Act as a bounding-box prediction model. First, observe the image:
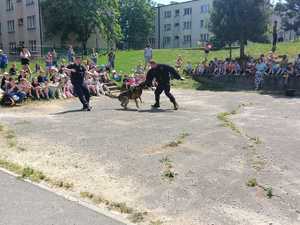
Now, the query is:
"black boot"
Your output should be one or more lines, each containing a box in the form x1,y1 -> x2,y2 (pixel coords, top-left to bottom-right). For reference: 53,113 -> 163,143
152,102 -> 160,108
173,101 -> 179,110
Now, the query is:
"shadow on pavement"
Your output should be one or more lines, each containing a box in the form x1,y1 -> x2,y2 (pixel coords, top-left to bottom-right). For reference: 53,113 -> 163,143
51,109 -> 84,115
114,108 -> 174,113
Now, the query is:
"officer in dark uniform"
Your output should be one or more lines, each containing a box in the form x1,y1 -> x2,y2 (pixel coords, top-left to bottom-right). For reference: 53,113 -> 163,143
64,56 -> 91,111
145,60 -> 184,110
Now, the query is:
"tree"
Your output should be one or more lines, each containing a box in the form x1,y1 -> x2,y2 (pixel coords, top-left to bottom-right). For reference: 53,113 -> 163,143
275,0 -> 300,34
210,0 -> 239,59
119,0 -> 155,49
41,0 -> 122,54
210,0 -> 270,58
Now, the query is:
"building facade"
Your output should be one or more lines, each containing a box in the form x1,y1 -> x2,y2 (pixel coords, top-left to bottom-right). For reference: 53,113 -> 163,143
0,0 -> 107,57
151,0 -> 213,49
0,0 -> 42,56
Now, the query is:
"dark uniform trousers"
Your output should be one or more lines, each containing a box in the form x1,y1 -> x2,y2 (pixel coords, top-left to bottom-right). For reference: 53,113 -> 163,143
155,83 -> 176,104
73,84 -> 90,108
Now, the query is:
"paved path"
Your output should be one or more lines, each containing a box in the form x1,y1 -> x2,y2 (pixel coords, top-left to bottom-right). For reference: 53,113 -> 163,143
0,171 -> 125,225
1,90 -> 300,225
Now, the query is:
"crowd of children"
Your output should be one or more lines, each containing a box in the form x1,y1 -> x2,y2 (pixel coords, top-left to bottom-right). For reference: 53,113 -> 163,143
0,48 -> 148,106
181,52 -> 300,90
1,48 -> 300,106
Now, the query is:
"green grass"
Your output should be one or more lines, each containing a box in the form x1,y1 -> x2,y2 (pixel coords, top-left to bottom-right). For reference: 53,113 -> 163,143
5,41 -> 300,91
8,41 -> 300,76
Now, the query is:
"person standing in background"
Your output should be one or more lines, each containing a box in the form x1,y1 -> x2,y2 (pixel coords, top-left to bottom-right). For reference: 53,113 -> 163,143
20,48 -> 31,66
0,49 -> 8,73
91,48 -> 98,65
144,44 -> 153,70
67,45 -> 75,63
108,48 -> 116,70
272,21 -> 278,52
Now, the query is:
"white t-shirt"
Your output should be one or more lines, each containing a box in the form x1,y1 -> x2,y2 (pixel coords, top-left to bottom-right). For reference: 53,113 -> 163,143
144,48 -> 152,58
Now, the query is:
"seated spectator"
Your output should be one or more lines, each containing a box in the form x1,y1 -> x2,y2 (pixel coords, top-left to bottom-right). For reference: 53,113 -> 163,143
9,64 -> 17,76
294,54 -> 300,76
18,70 -> 27,82
18,78 -> 33,98
1,72 -> 10,91
62,77 -> 74,98
31,78 -> 44,100
37,71 -> 50,100
135,63 -> 145,75
6,79 -> 27,103
112,70 -> 121,82
184,61 -> 193,75
175,55 -> 184,72
255,59 -> 268,90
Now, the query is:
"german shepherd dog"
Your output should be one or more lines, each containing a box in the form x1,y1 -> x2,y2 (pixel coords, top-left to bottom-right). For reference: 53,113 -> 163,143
118,83 -> 144,109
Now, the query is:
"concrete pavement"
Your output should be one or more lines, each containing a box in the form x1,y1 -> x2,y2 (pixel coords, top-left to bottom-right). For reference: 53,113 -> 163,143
0,170 -> 125,225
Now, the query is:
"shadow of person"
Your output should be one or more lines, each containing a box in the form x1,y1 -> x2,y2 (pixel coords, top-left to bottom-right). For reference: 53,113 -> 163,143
51,109 -> 84,115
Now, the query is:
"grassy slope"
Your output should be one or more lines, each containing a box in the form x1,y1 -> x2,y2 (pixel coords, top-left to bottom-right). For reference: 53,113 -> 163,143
7,41 -> 300,89
109,41 -> 300,74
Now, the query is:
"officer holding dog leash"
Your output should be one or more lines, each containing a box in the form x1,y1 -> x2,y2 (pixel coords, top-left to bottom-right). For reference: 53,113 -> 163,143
64,56 -> 92,111
145,60 -> 184,110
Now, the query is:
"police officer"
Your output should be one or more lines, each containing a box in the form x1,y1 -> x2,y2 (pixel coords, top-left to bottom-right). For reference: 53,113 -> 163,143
64,56 -> 92,111
145,60 -> 184,110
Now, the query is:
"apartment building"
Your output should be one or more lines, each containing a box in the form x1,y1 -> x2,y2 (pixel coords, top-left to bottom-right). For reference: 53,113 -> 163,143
0,0 -> 107,57
0,0 -> 42,56
151,0 -> 213,49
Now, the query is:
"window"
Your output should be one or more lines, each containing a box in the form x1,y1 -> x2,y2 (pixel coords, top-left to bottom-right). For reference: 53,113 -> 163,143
6,0 -> 14,11
174,23 -> 180,28
29,40 -> 37,52
27,15 -> 36,30
183,35 -> 191,43
164,11 -> 171,18
19,41 -> 25,48
9,42 -> 17,53
163,36 -> 171,47
164,24 -> 171,32
149,38 -> 155,47
0,43 -> 3,50
7,20 -> 15,33
183,8 -> 192,16
183,21 -> 192,30
200,20 -> 204,28
26,0 -> 34,6
200,33 -> 210,42
175,9 -> 180,17
200,5 -> 209,13
18,18 -> 24,26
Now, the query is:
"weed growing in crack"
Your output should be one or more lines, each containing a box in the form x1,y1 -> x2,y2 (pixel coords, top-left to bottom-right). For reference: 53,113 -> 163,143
164,132 -> 190,148
246,178 -> 274,199
217,112 -> 241,135
128,212 -> 147,223
250,136 -> 263,145
246,178 -> 258,187
264,187 -> 274,199
22,167 -> 46,182
160,156 -> 177,182
150,220 -> 164,225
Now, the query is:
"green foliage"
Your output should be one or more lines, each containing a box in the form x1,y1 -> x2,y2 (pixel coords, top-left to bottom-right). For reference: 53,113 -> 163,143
210,0 -> 270,58
119,0 -> 155,49
275,0 -> 300,33
41,0 -> 122,51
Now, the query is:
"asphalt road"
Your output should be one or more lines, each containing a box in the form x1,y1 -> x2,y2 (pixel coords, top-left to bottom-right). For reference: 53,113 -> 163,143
0,171 -> 125,225
1,89 -> 300,225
